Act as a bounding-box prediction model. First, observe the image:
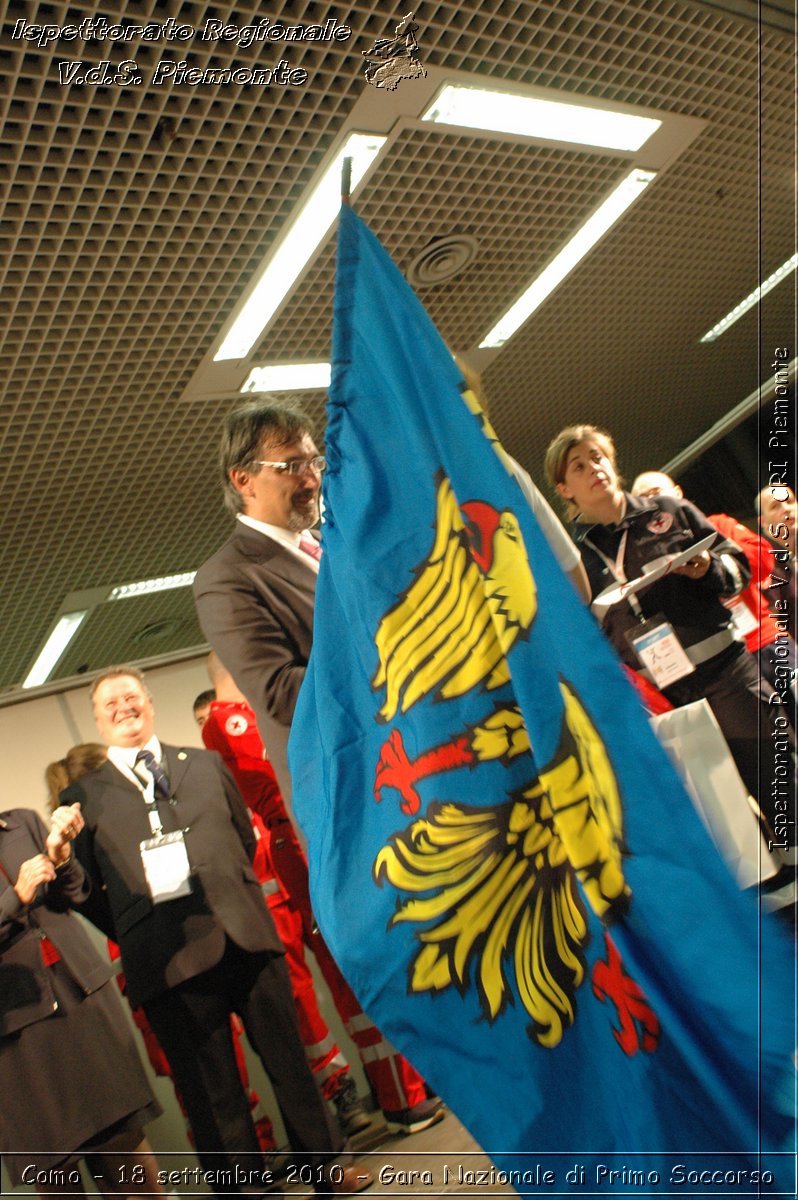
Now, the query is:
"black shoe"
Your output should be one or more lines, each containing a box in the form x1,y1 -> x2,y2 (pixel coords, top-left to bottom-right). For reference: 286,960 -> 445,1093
383,1096 -> 445,1134
332,1076 -> 373,1136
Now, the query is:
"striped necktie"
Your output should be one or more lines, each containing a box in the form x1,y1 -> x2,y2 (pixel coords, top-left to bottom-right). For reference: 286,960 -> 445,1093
135,749 -> 171,799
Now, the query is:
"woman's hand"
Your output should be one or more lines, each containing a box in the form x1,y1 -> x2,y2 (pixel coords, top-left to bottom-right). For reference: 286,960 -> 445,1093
46,803 -> 84,867
14,854 -> 56,905
673,551 -> 711,581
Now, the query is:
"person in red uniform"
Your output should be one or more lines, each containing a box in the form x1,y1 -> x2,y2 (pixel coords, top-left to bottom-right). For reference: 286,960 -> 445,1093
193,668 -> 371,1138
194,652 -> 444,1135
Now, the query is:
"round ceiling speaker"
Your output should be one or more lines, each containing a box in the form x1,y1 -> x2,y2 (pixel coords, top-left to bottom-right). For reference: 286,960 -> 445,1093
132,619 -> 181,644
406,233 -> 478,288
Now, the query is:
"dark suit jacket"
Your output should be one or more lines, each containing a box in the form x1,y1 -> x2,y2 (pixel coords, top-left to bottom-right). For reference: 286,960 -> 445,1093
194,523 -> 317,805
0,809 -> 109,1037
64,745 -> 284,1008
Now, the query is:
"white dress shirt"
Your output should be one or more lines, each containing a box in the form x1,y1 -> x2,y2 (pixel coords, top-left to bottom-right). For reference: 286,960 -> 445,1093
237,513 -> 320,573
108,735 -> 164,801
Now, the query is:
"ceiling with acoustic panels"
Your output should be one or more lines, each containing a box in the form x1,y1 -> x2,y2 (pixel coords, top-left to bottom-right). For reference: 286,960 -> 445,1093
0,0 -> 793,697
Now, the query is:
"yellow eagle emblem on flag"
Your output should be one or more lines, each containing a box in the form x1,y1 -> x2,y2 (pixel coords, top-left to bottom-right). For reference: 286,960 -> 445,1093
371,473 -> 630,1047
372,473 -> 537,721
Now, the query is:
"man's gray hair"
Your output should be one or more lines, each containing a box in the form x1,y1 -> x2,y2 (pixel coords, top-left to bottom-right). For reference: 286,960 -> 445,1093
90,664 -> 149,702
219,400 -> 314,515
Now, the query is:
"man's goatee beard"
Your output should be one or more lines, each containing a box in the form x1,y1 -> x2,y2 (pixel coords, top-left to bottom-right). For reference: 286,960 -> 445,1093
287,503 -> 319,533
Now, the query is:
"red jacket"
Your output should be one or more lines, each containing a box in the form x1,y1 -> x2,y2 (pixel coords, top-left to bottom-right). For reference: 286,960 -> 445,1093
708,513 -> 777,652
201,700 -> 285,822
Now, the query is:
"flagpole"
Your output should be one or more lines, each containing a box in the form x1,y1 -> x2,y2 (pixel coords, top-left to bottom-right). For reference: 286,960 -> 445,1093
341,156 -> 352,206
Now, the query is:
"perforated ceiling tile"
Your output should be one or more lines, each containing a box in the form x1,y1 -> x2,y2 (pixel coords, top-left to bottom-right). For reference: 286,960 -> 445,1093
262,129 -> 628,362
0,0 -> 793,693
55,589 -> 206,681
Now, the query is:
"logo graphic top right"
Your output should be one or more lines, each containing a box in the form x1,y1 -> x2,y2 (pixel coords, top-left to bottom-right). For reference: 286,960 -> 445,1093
363,12 -> 427,90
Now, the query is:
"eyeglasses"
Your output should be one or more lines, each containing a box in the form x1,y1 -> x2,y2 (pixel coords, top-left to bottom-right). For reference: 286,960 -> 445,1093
250,456 -> 327,477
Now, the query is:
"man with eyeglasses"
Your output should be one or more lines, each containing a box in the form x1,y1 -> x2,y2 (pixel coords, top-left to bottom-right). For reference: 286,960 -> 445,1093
194,402 -> 326,809
194,401 -> 445,1136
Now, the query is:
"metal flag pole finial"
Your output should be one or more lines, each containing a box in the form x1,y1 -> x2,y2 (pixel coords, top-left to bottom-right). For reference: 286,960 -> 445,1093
341,156 -> 352,206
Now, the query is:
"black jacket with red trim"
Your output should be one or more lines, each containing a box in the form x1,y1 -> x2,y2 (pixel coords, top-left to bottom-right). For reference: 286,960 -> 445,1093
572,492 -> 749,670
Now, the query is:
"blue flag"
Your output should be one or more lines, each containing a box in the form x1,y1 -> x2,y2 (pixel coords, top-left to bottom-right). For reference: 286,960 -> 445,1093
290,204 -> 795,1194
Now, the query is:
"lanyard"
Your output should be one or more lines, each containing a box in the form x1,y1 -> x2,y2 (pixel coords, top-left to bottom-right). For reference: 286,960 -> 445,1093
588,529 -> 629,583
132,762 -> 165,837
585,528 -> 645,619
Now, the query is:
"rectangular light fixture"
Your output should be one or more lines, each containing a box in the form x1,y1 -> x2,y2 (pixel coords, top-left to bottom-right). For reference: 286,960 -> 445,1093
109,572 -> 197,601
214,132 -> 387,362
241,362 -> 332,393
479,168 -> 656,349
22,611 -> 89,688
699,253 -> 798,343
422,84 -> 661,152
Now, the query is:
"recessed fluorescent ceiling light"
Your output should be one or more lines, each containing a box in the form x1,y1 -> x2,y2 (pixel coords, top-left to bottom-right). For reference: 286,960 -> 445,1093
699,253 -> 798,344
214,133 -> 386,362
422,84 -> 661,152
22,611 -> 88,688
480,168 -> 656,349
109,572 -> 197,601
241,363 -> 332,393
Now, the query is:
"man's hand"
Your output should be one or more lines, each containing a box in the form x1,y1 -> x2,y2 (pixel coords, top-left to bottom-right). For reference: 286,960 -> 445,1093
14,854 -> 56,904
46,802 -> 84,867
673,551 -> 711,580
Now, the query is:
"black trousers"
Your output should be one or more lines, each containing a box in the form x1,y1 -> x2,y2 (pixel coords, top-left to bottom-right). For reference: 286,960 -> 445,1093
664,643 -> 796,842
143,940 -> 342,1195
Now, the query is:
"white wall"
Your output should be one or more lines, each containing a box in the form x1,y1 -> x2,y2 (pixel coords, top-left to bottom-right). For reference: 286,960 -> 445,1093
0,656 -> 211,821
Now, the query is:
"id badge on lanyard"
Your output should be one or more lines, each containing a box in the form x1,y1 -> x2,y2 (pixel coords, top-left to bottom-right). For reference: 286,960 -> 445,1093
140,831 -> 193,903
626,613 -> 695,688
